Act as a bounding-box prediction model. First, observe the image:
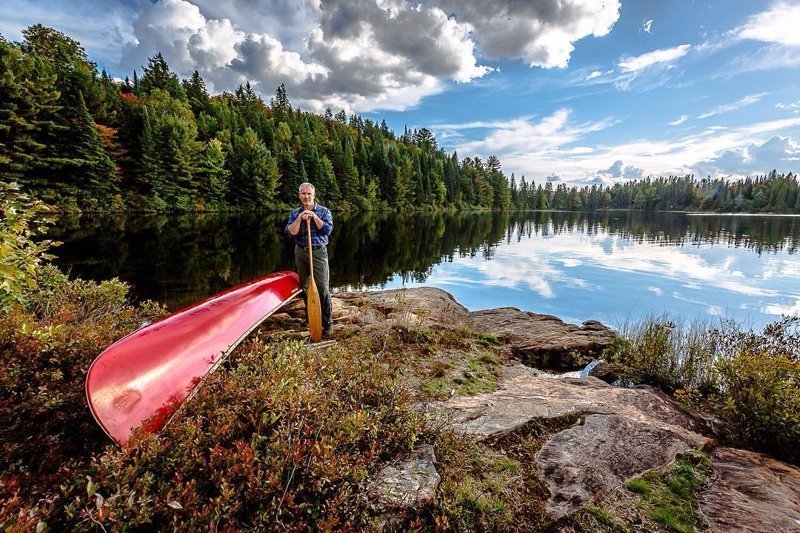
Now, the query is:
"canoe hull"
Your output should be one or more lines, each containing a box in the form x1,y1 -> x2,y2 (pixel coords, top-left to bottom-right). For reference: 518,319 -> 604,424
85,271 -> 302,445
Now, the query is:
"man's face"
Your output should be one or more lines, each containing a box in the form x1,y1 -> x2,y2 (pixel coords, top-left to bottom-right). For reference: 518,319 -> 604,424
299,187 -> 315,207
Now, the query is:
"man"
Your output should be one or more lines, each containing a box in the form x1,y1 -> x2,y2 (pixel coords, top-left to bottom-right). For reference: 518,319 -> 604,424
285,182 -> 334,335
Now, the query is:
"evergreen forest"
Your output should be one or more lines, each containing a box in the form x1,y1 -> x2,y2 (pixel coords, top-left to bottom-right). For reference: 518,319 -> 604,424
2,25 -> 800,213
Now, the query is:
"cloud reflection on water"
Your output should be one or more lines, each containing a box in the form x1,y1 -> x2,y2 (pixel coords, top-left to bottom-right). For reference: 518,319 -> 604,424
385,221 -> 800,329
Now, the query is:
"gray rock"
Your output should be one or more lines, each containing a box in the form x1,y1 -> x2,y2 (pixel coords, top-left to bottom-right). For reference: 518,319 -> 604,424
368,444 -> 441,509
536,413 -> 698,518
336,287 -> 469,329
439,365 -> 712,518
468,307 -> 616,368
442,366 -> 710,443
701,447 -> 800,533
586,361 -> 618,383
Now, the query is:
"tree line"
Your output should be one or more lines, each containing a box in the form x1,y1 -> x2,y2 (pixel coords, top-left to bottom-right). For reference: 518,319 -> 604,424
2,25 -> 799,213
513,173 -> 800,213
0,25 -> 511,212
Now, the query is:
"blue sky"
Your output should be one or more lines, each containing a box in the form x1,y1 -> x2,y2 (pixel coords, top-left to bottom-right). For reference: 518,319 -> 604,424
2,0 -> 800,186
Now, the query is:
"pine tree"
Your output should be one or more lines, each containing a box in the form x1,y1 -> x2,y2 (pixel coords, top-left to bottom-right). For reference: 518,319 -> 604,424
227,128 -> 280,208
68,92 -> 118,202
198,138 -> 229,207
0,38 -> 61,183
339,136 -> 359,201
137,108 -> 160,196
183,70 -> 210,116
271,83 -> 291,118
139,53 -> 185,100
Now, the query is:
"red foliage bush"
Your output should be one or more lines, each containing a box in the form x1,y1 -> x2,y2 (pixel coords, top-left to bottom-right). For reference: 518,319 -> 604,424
1,269 -> 427,530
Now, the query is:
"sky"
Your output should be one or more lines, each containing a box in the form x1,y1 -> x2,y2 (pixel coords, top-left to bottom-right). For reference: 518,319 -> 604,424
3,0 -> 800,187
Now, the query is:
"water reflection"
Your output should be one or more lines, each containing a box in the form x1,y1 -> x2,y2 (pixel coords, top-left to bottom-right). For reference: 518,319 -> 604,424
50,211 -> 800,328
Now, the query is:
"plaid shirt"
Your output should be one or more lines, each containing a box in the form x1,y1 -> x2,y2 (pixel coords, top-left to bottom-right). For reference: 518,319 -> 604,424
285,204 -> 333,247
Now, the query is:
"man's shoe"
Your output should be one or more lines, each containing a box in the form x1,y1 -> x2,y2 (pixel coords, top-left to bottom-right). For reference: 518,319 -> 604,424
322,326 -> 332,337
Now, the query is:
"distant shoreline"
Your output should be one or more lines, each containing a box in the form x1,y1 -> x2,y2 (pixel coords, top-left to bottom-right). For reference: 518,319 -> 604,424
686,212 -> 800,217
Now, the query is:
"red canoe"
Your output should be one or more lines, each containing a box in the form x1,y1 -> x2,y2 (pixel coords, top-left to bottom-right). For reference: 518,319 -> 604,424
86,271 -> 302,445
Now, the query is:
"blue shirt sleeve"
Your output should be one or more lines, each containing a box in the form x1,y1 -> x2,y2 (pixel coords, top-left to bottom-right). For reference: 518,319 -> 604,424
285,208 -> 300,236
317,207 -> 333,237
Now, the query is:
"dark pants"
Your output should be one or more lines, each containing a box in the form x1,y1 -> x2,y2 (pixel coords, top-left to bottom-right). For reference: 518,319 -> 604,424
295,244 -> 332,330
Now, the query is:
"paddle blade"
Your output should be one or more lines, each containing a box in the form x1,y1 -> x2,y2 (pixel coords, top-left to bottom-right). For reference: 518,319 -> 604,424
307,278 -> 323,342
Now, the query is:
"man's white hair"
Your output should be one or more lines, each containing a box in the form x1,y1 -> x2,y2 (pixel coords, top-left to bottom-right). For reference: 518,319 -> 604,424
299,182 -> 315,193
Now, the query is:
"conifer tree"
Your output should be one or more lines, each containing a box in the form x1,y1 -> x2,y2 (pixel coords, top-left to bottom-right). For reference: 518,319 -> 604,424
68,92 -> 118,202
227,128 -> 280,208
183,70 -> 210,116
0,38 -> 61,183
139,53 -> 185,100
198,138 -> 229,207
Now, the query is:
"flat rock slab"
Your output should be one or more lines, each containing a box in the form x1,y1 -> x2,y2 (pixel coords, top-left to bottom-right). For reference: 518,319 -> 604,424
439,365 -> 711,518
337,287 -> 469,329
442,366 -> 709,444
701,447 -> 800,532
468,307 -> 616,368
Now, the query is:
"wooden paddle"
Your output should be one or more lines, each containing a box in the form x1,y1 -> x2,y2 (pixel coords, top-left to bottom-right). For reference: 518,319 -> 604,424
305,217 -> 323,342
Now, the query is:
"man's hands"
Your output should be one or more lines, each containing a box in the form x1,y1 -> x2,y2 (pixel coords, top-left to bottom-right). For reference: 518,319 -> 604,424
301,210 -> 323,229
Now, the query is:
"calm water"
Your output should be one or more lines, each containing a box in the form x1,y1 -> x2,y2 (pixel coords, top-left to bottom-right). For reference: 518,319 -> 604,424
49,211 -> 800,330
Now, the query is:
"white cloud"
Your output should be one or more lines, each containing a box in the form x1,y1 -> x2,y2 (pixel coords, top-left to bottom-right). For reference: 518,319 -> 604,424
114,0 -> 494,112
777,100 -> 800,113
717,44 -> 800,78
736,1 -> 800,46
618,44 -> 690,73
457,106 -> 800,185
643,19 -> 653,34
437,0 -> 621,68
690,135 -> 800,177
586,70 -> 603,80
762,297 -> 800,317
23,0 -> 621,113
697,93 -> 767,119
669,115 -> 689,126
592,160 -> 644,181
613,44 -> 691,91
447,109 -> 615,159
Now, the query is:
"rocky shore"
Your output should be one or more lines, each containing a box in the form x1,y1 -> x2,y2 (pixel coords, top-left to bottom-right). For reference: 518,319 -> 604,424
269,287 -> 800,532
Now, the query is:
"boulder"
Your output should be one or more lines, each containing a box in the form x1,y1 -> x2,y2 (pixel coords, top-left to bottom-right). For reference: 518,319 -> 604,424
468,308 -> 616,368
536,414 -> 699,519
337,287 -> 469,329
701,447 -> 800,532
368,444 -> 440,508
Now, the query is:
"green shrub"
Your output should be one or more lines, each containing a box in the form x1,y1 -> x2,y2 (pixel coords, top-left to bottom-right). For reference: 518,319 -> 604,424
715,351 -> 800,463
0,267 -> 165,525
625,452 -> 711,533
624,479 -> 652,497
0,182 -> 59,311
607,315 -> 800,464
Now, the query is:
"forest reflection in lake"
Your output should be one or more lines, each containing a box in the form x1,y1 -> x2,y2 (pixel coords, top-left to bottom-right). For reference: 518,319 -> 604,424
49,210 -> 800,329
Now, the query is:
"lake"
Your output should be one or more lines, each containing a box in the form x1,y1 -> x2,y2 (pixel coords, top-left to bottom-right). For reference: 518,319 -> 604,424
49,210 -> 800,330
